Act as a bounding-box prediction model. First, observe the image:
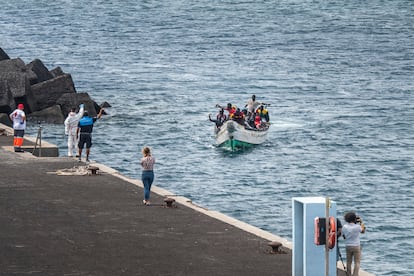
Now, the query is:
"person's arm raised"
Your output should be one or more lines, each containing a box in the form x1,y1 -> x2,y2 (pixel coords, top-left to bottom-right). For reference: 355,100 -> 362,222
97,108 -> 104,119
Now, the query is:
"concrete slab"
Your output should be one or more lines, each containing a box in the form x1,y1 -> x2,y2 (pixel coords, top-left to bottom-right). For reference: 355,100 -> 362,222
0,123 -> 59,157
0,123 -> 373,276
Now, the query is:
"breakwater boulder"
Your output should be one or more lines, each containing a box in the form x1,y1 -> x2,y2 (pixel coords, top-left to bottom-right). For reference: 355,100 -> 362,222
0,47 -> 107,126
0,48 -> 10,61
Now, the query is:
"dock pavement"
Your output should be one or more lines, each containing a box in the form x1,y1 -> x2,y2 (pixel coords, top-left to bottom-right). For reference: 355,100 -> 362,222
0,124 -> 365,276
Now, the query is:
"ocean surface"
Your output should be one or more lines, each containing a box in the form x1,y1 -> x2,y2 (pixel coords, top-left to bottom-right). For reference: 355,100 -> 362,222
2,1 -> 413,275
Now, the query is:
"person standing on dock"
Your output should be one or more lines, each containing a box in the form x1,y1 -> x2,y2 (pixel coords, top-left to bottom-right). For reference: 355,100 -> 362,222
9,103 -> 26,152
140,146 -> 155,206
342,212 -> 366,276
64,104 -> 84,157
76,108 -> 104,162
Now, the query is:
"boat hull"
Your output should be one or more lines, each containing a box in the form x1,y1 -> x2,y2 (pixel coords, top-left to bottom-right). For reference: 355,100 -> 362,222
215,120 -> 268,151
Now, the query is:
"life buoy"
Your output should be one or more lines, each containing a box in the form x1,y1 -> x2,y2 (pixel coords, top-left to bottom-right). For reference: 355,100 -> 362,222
328,216 -> 336,249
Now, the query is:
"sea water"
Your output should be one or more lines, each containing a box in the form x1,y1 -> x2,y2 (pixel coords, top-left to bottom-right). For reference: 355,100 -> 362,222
1,1 -> 413,275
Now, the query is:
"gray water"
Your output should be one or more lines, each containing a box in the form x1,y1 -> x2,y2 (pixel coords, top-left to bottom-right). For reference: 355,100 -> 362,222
2,1 -> 414,275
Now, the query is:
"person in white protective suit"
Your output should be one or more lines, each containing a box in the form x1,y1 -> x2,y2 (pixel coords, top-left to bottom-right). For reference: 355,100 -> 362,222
64,104 -> 84,157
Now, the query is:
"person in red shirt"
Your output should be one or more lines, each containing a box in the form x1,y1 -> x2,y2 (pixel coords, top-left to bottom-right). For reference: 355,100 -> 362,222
216,103 -> 236,118
254,112 -> 262,129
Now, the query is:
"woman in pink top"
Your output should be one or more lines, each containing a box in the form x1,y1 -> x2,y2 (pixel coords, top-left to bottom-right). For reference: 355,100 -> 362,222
141,146 -> 155,205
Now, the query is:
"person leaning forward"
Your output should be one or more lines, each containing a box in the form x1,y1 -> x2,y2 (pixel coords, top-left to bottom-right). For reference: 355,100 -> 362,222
76,108 -> 104,162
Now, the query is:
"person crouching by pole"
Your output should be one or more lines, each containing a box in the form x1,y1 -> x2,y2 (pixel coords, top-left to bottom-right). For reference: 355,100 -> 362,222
342,212 -> 366,276
9,103 -> 26,152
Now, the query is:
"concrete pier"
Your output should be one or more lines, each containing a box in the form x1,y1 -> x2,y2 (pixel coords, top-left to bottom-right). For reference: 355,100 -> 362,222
0,124 -> 373,275
0,124 -> 59,157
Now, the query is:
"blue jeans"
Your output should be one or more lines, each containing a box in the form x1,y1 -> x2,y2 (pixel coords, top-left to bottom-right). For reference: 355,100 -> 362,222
142,170 -> 154,201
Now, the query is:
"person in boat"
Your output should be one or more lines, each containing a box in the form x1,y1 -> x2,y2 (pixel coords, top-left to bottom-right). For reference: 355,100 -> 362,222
242,108 -> 255,128
216,103 -> 236,118
209,108 -> 227,129
245,94 -> 261,120
257,105 -> 270,122
254,111 -> 263,129
232,108 -> 245,125
243,108 -> 254,128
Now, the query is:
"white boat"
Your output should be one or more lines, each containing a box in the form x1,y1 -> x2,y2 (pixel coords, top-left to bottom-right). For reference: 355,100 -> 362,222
215,120 -> 269,151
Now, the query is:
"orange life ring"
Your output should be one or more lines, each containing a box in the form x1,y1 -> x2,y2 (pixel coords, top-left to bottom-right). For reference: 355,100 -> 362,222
328,216 -> 336,249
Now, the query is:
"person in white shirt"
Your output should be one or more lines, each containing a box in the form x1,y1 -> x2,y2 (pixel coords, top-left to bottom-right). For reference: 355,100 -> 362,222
246,94 -> 260,113
9,103 -> 26,152
245,94 -> 261,120
342,212 -> 366,276
64,104 -> 84,157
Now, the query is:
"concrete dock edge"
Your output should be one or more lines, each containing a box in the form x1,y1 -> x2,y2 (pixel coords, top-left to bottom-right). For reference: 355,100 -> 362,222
0,123 -> 374,275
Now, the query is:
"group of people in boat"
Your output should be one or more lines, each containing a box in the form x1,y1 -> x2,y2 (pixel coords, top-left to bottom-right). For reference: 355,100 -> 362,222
209,95 -> 270,131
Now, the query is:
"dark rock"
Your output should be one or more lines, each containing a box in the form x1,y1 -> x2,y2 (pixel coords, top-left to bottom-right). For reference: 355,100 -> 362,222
0,113 -> 12,127
0,53 -> 107,125
0,80 -> 15,114
0,58 -> 38,113
27,59 -> 54,84
1,71 -> 30,99
0,48 -> 10,61
57,92 -> 99,117
49,66 -> 64,78
28,105 -> 65,124
0,58 -> 37,81
31,73 -> 76,111
92,101 -> 103,115
101,101 -> 112,108
0,58 -> 25,71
